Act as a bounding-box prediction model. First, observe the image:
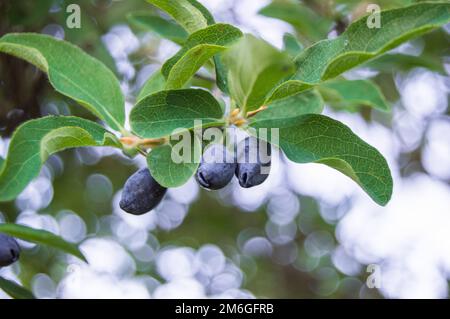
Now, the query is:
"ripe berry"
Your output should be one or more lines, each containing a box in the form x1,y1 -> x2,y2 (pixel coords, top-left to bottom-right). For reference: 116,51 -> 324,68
196,144 -> 236,190
120,168 -> 167,215
236,137 -> 271,188
0,233 -> 20,267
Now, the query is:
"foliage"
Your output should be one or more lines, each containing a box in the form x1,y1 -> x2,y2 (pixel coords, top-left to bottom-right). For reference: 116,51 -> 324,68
0,0 -> 449,298
0,223 -> 86,262
0,276 -> 35,299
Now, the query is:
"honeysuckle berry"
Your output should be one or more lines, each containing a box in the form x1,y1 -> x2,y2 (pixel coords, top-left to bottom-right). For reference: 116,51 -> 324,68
236,137 -> 271,188
196,144 -> 236,190
119,168 -> 167,215
0,233 -> 20,267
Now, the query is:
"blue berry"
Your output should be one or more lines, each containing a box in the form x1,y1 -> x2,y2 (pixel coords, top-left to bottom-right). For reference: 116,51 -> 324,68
196,144 -> 236,190
120,168 -> 167,215
236,137 -> 271,188
0,233 -> 20,267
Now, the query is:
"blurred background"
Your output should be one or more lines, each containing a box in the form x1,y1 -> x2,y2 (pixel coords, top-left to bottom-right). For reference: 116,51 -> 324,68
0,0 -> 449,299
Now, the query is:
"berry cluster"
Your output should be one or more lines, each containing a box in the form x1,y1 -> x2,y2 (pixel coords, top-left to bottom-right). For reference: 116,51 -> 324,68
120,137 -> 271,215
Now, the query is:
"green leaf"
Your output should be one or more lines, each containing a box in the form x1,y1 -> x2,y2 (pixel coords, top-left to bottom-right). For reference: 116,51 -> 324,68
0,116 -> 119,202
162,24 -> 243,89
137,70 -> 166,102
146,0 -> 232,93
250,90 -> 323,125
334,0 -> 412,10
182,0 -> 231,92
270,3 -> 450,100
214,55 -> 229,93
259,1 -> 333,42
130,89 -> 224,138
186,0 -> 215,25
0,277 -> 35,299
364,53 -> 446,74
0,223 -> 87,262
223,34 -> 295,112
319,79 -> 390,112
283,33 -> 303,57
0,157 -> 4,171
127,12 -> 189,44
147,132 -> 201,187
0,33 -> 125,131
146,0 -> 210,33
251,114 -> 393,206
